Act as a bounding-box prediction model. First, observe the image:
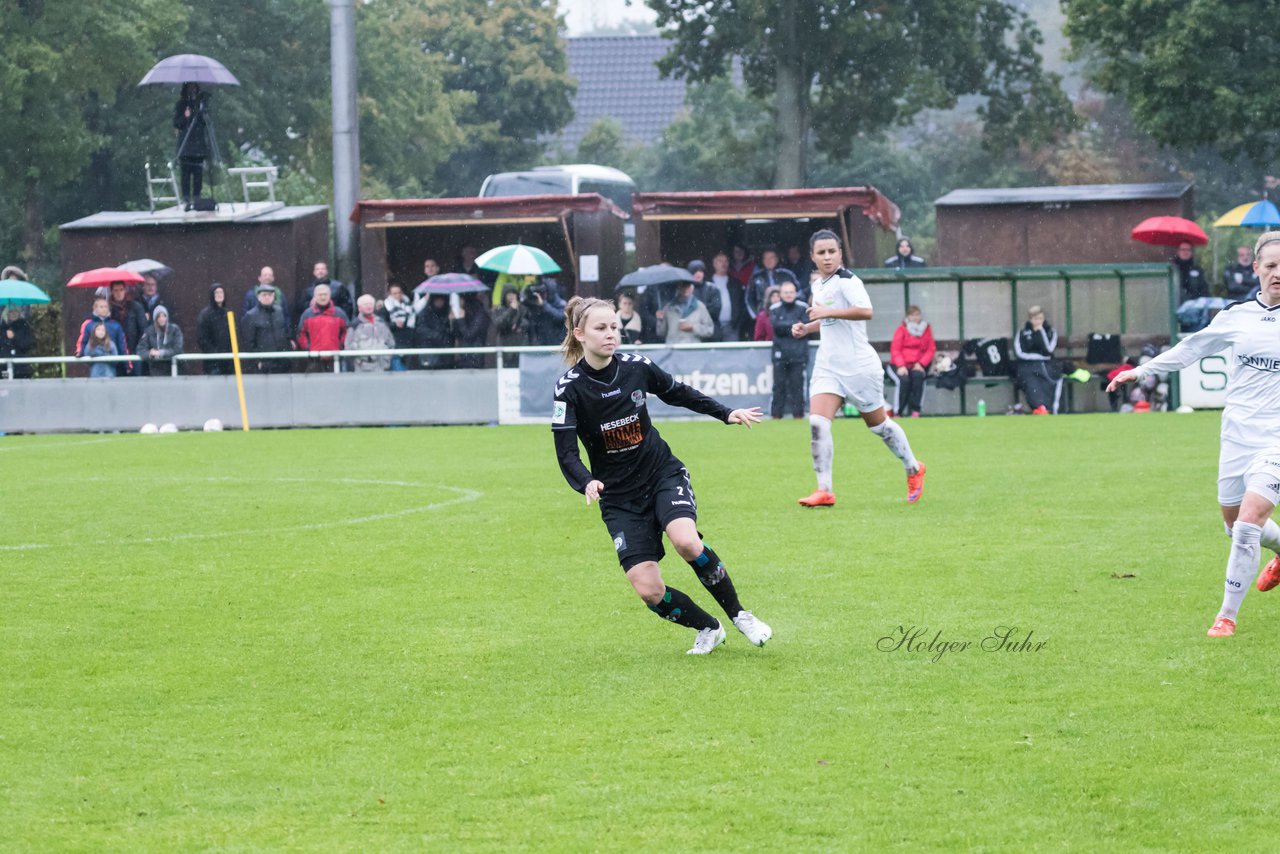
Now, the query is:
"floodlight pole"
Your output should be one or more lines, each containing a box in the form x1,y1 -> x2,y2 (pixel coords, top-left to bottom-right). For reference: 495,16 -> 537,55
329,0 -> 361,288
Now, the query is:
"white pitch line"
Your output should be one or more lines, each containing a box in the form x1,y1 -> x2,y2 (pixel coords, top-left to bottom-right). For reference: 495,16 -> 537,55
0,483 -> 482,551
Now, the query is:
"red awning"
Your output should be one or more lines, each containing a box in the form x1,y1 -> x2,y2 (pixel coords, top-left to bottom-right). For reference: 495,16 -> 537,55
350,193 -> 628,225
632,187 -> 900,231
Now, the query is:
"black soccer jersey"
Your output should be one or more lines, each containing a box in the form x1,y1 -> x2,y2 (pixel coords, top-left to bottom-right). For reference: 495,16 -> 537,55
552,353 -> 732,500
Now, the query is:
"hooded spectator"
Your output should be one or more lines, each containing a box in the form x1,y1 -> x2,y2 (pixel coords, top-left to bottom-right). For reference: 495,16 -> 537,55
688,259 -> 725,341
0,305 -> 34,378
136,305 -> 185,376
345,294 -> 395,372
197,283 -> 234,375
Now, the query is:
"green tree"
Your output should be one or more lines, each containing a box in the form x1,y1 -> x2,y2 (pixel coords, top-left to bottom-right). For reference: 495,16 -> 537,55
644,0 -> 1075,189
0,0 -> 186,262
421,0 -> 576,196
1064,0 -> 1280,161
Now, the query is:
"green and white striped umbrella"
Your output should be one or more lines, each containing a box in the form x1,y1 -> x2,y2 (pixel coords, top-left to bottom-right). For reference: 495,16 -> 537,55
475,244 -> 561,275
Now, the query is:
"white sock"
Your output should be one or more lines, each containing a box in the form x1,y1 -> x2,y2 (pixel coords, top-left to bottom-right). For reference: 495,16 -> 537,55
809,414 -> 833,492
870,419 -> 919,473
1219,520 -> 1262,621
1262,518 -> 1280,553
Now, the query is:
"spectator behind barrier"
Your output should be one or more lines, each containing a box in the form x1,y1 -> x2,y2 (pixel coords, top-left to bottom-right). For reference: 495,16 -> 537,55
745,248 -> 798,322
1224,245 -> 1260,301
707,251 -> 742,341
296,283 -> 349,373
656,280 -> 714,344
302,260 -> 353,323
242,266 -> 288,318
108,281 -> 146,371
493,284 -> 530,366
785,244 -> 815,299
84,321 -> 119,378
76,295 -> 129,376
381,283 -> 416,371
614,291 -> 652,345
135,304 -> 184,376
452,293 -> 491,369
770,281 -> 809,419
345,294 -> 395,372
522,281 -> 564,346
884,238 -> 926,270
889,305 -> 936,418
197,283 -> 233,375
241,283 -> 293,373
1,305 -> 34,378
753,286 -> 781,341
138,274 -> 168,324
688,259 -> 725,342
415,293 -> 454,369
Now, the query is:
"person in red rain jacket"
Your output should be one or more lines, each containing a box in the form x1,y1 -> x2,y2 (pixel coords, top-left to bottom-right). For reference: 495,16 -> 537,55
296,283 -> 349,372
889,304 -> 936,418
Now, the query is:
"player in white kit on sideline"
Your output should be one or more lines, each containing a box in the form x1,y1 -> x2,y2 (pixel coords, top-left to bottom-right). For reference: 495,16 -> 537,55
791,229 -> 926,507
1110,231 -> 1280,637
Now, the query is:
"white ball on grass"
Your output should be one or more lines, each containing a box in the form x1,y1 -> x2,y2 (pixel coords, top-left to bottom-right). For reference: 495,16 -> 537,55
203,418 -> 224,432
140,423 -> 158,434
158,423 -> 178,433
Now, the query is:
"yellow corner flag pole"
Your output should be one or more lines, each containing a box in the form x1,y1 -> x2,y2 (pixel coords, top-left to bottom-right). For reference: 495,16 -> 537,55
226,311 -> 250,432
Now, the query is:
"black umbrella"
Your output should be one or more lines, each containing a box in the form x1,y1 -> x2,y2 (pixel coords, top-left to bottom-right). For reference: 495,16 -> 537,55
616,264 -> 696,291
138,54 -> 241,87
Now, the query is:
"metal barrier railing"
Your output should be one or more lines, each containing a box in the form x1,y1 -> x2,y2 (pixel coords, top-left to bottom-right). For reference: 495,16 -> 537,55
1,340 -> 782,380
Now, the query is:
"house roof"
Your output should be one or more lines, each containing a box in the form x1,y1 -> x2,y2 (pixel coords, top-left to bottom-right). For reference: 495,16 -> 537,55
559,36 -> 690,150
935,182 -> 1193,207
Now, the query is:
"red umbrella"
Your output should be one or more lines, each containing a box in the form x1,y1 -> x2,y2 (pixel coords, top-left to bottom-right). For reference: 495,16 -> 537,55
66,267 -> 146,288
1130,216 -> 1208,247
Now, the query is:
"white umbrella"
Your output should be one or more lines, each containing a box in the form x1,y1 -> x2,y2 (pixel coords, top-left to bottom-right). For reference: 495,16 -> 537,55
119,258 -> 173,278
476,244 -> 561,276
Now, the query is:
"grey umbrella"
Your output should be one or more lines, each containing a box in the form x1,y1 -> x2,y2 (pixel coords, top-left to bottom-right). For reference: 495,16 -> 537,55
138,54 -> 240,87
615,264 -> 696,291
119,258 -> 173,278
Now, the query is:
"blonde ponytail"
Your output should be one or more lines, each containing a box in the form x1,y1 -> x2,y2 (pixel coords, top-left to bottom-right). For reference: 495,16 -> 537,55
560,296 -> 616,364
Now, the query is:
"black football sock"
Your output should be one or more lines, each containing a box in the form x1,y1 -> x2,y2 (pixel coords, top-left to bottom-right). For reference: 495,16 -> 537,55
688,545 -> 744,618
647,586 -> 719,631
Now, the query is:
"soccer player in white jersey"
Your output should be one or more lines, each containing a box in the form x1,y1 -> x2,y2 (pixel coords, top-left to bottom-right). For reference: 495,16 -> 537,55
1109,231 -> 1280,637
792,229 -> 926,506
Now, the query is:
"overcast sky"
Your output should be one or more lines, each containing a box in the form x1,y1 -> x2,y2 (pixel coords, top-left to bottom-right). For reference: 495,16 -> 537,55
558,0 -> 656,35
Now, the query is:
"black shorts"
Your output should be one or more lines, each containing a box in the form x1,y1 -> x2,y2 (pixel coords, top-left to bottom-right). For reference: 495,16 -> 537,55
599,464 -> 698,571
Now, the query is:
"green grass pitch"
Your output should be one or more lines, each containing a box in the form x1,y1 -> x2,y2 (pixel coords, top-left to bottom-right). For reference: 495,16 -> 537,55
4,411 -> 1280,851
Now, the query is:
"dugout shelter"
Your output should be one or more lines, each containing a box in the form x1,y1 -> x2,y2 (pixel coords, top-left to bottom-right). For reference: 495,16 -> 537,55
352,194 -> 628,299
631,187 -> 901,270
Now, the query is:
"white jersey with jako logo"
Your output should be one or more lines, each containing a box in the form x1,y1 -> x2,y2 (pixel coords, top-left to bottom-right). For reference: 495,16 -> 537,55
811,271 -> 882,375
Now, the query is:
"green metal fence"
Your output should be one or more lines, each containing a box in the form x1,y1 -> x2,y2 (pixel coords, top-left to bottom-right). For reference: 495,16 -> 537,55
849,263 -> 1178,343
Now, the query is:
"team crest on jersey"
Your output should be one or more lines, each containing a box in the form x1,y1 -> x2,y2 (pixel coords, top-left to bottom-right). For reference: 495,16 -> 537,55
552,400 -> 567,425
612,532 -> 626,552
631,389 -> 645,406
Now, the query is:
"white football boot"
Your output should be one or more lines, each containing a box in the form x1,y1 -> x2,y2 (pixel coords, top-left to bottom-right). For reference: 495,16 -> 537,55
732,610 -> 772,647
686,622 -> 726,655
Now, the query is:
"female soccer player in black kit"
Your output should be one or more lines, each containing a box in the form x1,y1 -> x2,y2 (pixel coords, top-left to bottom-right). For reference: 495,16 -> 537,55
553,296 -> 773,654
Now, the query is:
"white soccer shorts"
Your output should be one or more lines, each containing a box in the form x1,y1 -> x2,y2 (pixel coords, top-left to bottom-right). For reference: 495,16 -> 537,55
808,364 -> 886,413
1220,438 -> 1266,506
1243,448 -> 1280,507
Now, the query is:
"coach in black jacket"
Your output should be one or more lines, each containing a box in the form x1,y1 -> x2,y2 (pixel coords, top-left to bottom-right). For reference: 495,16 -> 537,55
1013,305 -> 1061,414
768,282 -> 811,418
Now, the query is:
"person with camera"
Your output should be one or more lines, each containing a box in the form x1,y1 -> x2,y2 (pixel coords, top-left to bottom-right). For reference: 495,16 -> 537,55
522,280 -> 565,346
174,82 -> 212,210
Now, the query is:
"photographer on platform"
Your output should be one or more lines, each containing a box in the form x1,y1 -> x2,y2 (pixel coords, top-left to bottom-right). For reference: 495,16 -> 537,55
174,82 -> 213,210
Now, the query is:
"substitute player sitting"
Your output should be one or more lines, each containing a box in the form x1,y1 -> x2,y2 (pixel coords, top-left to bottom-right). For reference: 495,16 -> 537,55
794,229 -> 926,507
552,296 -> 772,655
1109,230 -> 1280,637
